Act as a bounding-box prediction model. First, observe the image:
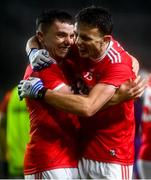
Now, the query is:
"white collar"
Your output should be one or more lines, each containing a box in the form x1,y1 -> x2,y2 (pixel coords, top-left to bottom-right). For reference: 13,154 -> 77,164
92,40 -> 113,62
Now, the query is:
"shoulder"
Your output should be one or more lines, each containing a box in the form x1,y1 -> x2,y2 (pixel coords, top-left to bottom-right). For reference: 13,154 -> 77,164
106,39 -> 132,65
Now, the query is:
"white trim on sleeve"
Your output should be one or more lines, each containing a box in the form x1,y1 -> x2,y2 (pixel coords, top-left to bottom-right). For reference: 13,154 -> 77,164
52,83 -> 66,92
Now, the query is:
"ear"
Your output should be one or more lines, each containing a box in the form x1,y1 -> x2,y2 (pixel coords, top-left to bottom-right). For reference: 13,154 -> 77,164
36,31 -> 44,44
103,35 -> 112,43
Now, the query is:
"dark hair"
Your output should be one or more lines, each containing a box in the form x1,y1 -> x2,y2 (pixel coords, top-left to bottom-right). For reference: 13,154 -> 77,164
36,9 -> 75,33
75,6 -> 113,35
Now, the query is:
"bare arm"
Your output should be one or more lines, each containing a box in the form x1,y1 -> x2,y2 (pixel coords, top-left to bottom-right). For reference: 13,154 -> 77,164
106,76 -> 146,106
130,55 -> 139,76
26,36 -> 40,55
25,36 -> 53,70
19,74 -> 146,116
44,83 -> 116,116
44,77 -> 146,114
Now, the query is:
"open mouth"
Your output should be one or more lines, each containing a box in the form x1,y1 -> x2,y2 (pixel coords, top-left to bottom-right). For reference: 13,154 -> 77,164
78,48 -> 87,54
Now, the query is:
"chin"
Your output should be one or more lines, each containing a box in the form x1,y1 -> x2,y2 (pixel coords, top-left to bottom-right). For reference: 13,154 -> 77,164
79,52 -> 89,58
58,52 -> 68,58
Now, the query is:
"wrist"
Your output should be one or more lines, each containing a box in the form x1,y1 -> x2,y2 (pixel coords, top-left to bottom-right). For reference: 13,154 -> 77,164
37,87 -> 48,99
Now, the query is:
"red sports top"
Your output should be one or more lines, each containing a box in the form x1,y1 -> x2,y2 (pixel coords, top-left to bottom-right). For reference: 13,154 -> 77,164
23,64 -> 80,175
138,76 -> 151,160
78,38 -> 136,165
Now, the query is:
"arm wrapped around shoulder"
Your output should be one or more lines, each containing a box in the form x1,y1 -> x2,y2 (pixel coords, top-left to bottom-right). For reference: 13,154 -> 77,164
28,49 -> 56,71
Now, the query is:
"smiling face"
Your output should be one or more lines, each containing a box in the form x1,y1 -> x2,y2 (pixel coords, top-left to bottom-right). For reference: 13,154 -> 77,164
75,22 -> 108,60
74,6 -> 113,60
37,20 -> 75,59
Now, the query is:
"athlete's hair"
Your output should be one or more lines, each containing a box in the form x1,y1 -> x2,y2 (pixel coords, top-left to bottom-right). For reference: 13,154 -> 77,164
36,9 -> 75,33
75,6 -> 113,35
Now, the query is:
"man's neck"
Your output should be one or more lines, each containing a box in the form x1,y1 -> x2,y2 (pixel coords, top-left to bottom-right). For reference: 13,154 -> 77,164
101,41 -> 110,57
91,40 -> 111,62
54,56 -> 66,65
48,52 -> 65,65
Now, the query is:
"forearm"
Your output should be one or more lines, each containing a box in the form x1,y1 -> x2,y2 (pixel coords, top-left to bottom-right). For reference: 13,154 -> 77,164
44,90 -> 90,116
130,55 -> 139,76
26,36 -> 40,55
44,84 -> 115,116
101,93 -> 121,110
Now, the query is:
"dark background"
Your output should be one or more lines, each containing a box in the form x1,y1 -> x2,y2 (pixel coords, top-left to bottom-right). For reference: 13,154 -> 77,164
0,0 -> 151,99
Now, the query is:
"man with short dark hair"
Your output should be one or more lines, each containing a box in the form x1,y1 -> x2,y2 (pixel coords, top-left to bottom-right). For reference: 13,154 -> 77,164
21,9 -> 80,179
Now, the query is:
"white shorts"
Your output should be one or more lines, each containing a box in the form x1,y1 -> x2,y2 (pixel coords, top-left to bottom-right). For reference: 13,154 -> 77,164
24,168 -> 80,179
78,157 -> 133,179
137,159 -> 151,179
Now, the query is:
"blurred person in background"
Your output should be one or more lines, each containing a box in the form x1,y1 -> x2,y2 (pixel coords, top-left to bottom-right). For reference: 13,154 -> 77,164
137,73 -> 151,179
6,85 -> 30,178
132,68 -> 149,178
132,97 -> 143,179
0,90 -> 11,178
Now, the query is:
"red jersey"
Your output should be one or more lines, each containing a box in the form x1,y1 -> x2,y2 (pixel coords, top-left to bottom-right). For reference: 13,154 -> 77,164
138,76 -> 151,160
23,64 -> 80,175
78,38 -> 136,165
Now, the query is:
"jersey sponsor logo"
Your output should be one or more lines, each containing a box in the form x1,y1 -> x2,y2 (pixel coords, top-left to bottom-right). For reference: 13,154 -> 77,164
107,47 -> 121,64
109,149 -> 116,156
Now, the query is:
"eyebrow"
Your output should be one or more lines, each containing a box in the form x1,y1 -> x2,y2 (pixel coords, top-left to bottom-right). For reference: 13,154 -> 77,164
56,31 -> 74,36
79,34 -> 92,40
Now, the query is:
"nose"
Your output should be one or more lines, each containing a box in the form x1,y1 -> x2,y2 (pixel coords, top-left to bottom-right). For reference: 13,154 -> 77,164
64,36 -> 73,45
